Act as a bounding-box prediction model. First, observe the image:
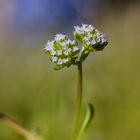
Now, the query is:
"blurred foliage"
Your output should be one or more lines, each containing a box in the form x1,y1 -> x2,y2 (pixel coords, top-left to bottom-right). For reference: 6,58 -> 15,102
0,2 -> 140,140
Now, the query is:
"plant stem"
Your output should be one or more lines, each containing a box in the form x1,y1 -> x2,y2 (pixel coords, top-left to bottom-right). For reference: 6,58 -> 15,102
0,113 -> 41,140
72,62 -> 83,140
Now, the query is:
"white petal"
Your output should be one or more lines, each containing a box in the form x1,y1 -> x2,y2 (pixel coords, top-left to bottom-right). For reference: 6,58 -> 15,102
91,40 -> 96,45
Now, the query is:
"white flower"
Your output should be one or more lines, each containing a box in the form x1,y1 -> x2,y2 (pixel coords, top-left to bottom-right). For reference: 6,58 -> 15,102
44,23 -> 108,70
73,46 -> 79,51
67,48 -> 72,52
91,40 -> 96,45
64,51 -> 68,55
88,24 -> 94,31
45,40 -> 54,51
83,24 -> 94,32
74,24 -> 108,48
86,41 -> 90,45
70,40 -> 76,45
52,57 -> 57,62
66,39 -> 76,46
50,49 -> 56,55
67,39 -> 71,45
58,59 -> 63,64
96,38 -> 100,43
64,48 -> 71,55
74,24 -> 94,35
63,46 -> 69,51
57,50 -> 62,55
84,36 -> 89,41
101,34 -> 107,44
87,33 -> 92,39
74,26 -> 84,34
55,34 -> 66,41
95,30 -> 108,45
60,42 -> 66,46
62,58 -> 69,63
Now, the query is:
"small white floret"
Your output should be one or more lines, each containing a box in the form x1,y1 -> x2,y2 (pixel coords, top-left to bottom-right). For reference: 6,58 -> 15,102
64,48 -> 71,55
70,40 -> 76,45
84,36 -> 89,41
87,33 -> 92,39
58,59 -> 63,65
66,39 -> 71,45
45,40 -> 54,51
57,50 -> 62,55
74,26 -> 84,34
73,46 -> 79,51
91,39 -> 96,45
63,46 -> 69,51
55,34 -> 65,41
86,41 -> 91,45
52,57 -> 57,62
88,24 -> 94,31
62,58 -> 69,63
60,42 -> 66,46
101,34 -> 107,44
51,50 -> 56,55
67,48 -> 72,52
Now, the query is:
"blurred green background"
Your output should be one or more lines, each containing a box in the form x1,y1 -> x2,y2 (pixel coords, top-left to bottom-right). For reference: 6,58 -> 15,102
0,0 -> 140,140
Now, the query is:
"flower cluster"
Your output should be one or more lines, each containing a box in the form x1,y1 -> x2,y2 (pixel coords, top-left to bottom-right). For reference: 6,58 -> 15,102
73,24 -> 108,51
44,34 -> 80,70
44,24 -> 108,70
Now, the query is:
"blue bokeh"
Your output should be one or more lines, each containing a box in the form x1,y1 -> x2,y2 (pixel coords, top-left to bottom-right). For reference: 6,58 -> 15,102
9,0 -> 100,41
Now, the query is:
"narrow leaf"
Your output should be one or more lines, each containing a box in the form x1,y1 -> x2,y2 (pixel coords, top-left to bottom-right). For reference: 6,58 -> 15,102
77,103 -> 95,140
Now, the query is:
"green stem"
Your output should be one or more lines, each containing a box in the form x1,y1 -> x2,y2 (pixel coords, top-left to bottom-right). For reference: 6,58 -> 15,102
72,62 -> 83,140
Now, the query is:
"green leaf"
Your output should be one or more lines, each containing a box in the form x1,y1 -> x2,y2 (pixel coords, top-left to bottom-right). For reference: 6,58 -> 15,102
77,103 -> 95,140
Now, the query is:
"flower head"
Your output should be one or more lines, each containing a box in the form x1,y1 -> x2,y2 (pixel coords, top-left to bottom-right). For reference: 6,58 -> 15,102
44,24 -> 108,70
73,24 -> 108,51
44,34 -> 80,70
